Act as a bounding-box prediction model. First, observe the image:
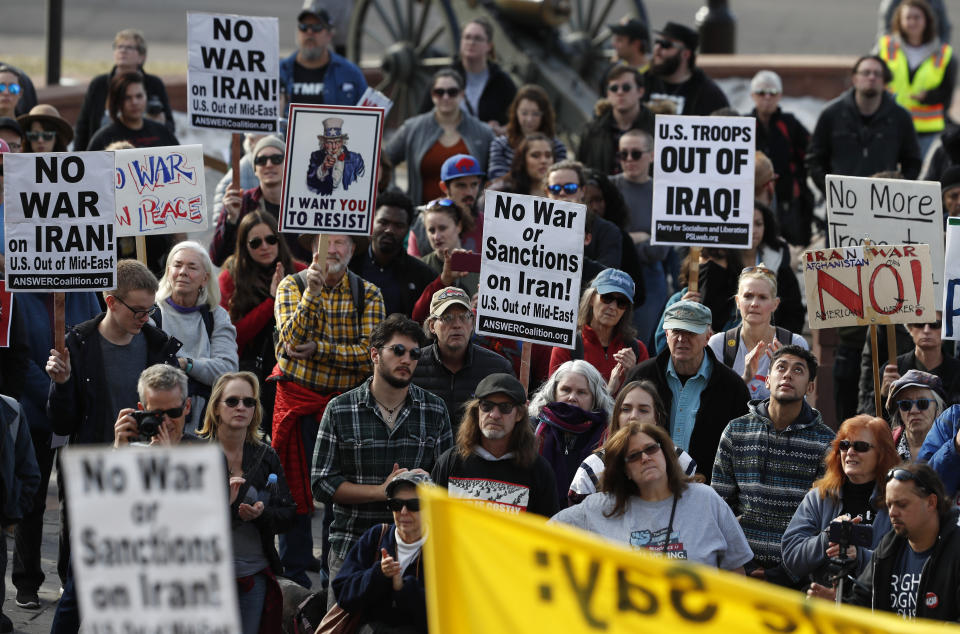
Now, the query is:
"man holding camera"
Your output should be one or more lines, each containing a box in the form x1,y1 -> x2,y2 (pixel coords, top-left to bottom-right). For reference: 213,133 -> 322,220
113,364 -> 199,447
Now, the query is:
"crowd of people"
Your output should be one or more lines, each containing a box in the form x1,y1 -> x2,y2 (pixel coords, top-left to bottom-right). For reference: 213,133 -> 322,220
2,0 -> 960,632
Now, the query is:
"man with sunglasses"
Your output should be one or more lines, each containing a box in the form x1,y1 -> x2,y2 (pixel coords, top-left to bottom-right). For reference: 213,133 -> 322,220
431,373 -> 559,516
578,66 -> 654,177
279,1 -> 366,107
314,314 -> 452,610
546,160 -> 622,271
412,287 -> 513,429
644,22 -> 729,116
712,345 -> 834,588
113,365 -> 199,448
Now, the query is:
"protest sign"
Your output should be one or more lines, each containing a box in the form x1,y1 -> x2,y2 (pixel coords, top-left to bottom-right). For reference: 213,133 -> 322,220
114,144 -> 208,236
802,244 -> 935,329
62,445 -> 239,633
826,175 -> 945,304
3,152 -> 116,292
357,87 -> 394,117
280,104 -> 383,236
651,115 -> 755,248
0,283 -> 11,347
187,13 -> 279,132
475,190 -> 585,349
943,217 -> 960,339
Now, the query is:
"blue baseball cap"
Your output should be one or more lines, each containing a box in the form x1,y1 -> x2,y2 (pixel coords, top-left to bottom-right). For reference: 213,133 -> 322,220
590,268 -> 635,303
441,154 -> 485,182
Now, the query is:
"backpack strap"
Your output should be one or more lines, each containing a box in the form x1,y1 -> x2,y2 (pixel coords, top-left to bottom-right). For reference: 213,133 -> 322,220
151,305 -> 213,341
722,327 -> 740,367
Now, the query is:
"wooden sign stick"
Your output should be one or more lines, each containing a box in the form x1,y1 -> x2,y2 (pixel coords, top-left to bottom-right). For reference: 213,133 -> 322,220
885,323 -> 898,369
870,324 -> 882,417
135,235 -> 147,265
519,342 -> 532,394
688,247 -> 702,294
54,292 -> 65,353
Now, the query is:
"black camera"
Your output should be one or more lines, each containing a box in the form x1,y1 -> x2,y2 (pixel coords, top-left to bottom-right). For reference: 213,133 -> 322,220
131,410 -> 164,439
829,520 -> 873,549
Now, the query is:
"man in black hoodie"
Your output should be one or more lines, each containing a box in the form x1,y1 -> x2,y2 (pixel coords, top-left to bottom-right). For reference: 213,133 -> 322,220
643,22 -> 729,116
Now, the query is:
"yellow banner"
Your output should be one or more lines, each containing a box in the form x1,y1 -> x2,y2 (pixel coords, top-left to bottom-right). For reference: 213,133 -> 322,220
420,485 -> 951,633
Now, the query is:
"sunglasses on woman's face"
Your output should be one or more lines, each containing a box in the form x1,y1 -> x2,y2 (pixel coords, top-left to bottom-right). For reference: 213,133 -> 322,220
0,83 -> 21,95
386,498 -> 421,512
248,235 -> 279,249
223,396 -> 258,409
599,293 -> 630,309
26,131 -> 56,142
254,154 -> 283,166
546,183 -> 580,195
432,87 -> 461,98
897,398 -> 934,412
838,440 -> 873,453
625,442 -> 661,463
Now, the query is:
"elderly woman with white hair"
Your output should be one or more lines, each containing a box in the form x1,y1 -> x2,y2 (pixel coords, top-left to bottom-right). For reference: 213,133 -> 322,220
156,240 -> 239,431
887,369 -> 947,460
529,360 -> 614,507
747,69 -> 815,247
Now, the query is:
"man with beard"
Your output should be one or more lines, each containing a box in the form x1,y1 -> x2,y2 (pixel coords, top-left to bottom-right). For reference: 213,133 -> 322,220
314,314 -> 452,609
712,346 -> 834,588
279,1 -> 366,106
307,117 -> 365,195
643,22 -> 729,116
349,190 -> 436,317
272,232 -> 386,587
807,55 -> 921,193
408,154 -> 485,257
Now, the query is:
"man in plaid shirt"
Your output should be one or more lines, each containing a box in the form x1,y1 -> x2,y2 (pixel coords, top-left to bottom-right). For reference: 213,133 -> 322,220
313,313 -> 453,609
272,233 -> 385,587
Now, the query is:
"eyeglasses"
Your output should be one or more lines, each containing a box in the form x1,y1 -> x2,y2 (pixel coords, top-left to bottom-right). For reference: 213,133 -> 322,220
547,183 -> 580,195
838,439 -> 873,452
223,396 -> 258,409
115,296 -> 159,319
254,154 -> 283,166
248,234 -> 279,249
298,22 -> 328,33
607,82 -> 633,94
897,398 -> 934,412
600,293 -> 630,308
626,442 -> 661,462
753,90 -> 780,97
0,83 -> 21,95
148,404 -> 186,420
908,320 -> 941,330
856,69 -> 885,78
26,131 -> 56,142
437,312 -> 472,325
381,343 -> 423,360
479,400 -> 516,414
654,39 -> 676,49
386,498 -> 421,512
886,468 -> 933,493
432,87 -> 461,98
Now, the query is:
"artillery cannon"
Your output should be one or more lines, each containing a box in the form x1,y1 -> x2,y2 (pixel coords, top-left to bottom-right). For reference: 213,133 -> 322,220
347,0 -> 648,135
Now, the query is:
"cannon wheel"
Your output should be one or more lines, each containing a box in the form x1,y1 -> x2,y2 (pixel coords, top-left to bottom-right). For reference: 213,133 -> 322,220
347,0 -> 460,126
561,0 -> 650,82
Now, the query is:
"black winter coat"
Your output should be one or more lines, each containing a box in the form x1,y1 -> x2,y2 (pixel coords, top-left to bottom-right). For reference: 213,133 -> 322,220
578,105 -> 655,176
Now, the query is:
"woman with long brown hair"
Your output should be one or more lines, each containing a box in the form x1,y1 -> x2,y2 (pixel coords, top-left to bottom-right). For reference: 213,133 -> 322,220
487,84 -> 567,178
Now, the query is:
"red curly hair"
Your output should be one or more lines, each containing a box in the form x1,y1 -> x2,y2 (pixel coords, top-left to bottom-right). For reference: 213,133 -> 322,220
814,415 -> 900,502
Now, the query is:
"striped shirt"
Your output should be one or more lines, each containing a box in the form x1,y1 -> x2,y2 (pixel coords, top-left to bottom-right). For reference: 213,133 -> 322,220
274,271 -> 385,392
312,378 -> 453,559
711,400 -> 835,569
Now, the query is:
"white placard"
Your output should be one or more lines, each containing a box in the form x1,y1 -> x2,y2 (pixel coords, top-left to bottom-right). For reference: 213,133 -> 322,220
475,190 -> 585,348
3,152 -> 116,291
188,13 -> 280,132
280,104 -> 384,236
826,175 -> 945,305
651,114 -> 755,248
943,217 -> 960,339
62,445 -> 239,633
114,144 -> 208,236
357,87 -> 394,117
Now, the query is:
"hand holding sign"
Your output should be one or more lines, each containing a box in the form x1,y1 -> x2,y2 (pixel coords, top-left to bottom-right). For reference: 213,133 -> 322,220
222,185 -> 243,224
46,348 -> 71,384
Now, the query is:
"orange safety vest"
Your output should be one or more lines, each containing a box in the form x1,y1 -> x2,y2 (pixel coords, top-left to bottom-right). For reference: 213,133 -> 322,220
879,35 -> 953,133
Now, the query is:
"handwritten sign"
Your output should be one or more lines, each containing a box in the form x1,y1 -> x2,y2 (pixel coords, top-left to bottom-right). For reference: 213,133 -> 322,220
3,153 -> 115,292
802,244 -> 935,329
826,175 -> 944,305
280,104 -> 383,236
62,445 -> 239,633
475,190 -> 585,348
114,145 -> 208,236
651,115 -> 755,248
187,13 -> 279,132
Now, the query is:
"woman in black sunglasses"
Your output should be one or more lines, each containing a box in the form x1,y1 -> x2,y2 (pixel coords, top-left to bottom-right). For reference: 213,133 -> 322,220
886,370 -> 946,460
783,415 -> 900,591
17,104 -> 72,152
199,371 -> 296,634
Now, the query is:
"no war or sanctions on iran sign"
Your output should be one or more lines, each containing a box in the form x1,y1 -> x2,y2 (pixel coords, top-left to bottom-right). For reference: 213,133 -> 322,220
802,244 -> 936,329
187,13 -> 280,133
3,152 -> 116,292
475,190 -> 585,349
280,104 -> 384,236
652,115 -> 755,248
114,145 -> 208,237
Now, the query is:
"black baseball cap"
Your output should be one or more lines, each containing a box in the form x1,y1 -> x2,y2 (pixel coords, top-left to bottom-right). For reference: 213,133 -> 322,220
475,373 -> 526,404
0,117 -> 23,139
654,22 -> 699,51
610,18 -> 648,42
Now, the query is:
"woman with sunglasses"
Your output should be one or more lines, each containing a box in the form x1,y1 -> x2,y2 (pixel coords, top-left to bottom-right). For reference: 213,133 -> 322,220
17,104 -> 73,152
487,84 -> 567,179
0,65 -> 23,123
87,71 -> 178,151
551,422 -> 752,571
332,472 -> 432,633
782,415 -> 899,591
886,370 -> 946,460
385,69 -> 494,205
199,372 -> 296,634
707,265 -> 807,400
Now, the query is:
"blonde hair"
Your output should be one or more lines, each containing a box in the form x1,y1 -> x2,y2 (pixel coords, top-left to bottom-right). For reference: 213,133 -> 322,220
197,372 -> 263,444
738,265 -> 778,297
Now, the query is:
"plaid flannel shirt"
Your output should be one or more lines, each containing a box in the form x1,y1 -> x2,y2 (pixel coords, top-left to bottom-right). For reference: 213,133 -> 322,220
312,378 -> 453,559
274,270 -> 385,392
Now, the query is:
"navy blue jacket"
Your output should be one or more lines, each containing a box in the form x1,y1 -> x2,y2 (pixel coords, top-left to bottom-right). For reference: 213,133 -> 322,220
279,50 -> 367,106
919,404 -> 960,497
0,396 -> 39,523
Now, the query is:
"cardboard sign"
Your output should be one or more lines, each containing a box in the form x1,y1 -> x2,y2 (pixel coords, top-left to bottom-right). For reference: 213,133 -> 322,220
357,87 -> 394,117
114,145 -> 208,236
280,104 -> 383,236
826,175 -> 944,304
187,13 -> 280,132
651,115 -> 755,248
62,445 -> 239,633
0,282 -> 11,347
475,191 -> 585,349
942,217 -> 960,339
3,153 -> 116,292
802,244 -> 935,329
